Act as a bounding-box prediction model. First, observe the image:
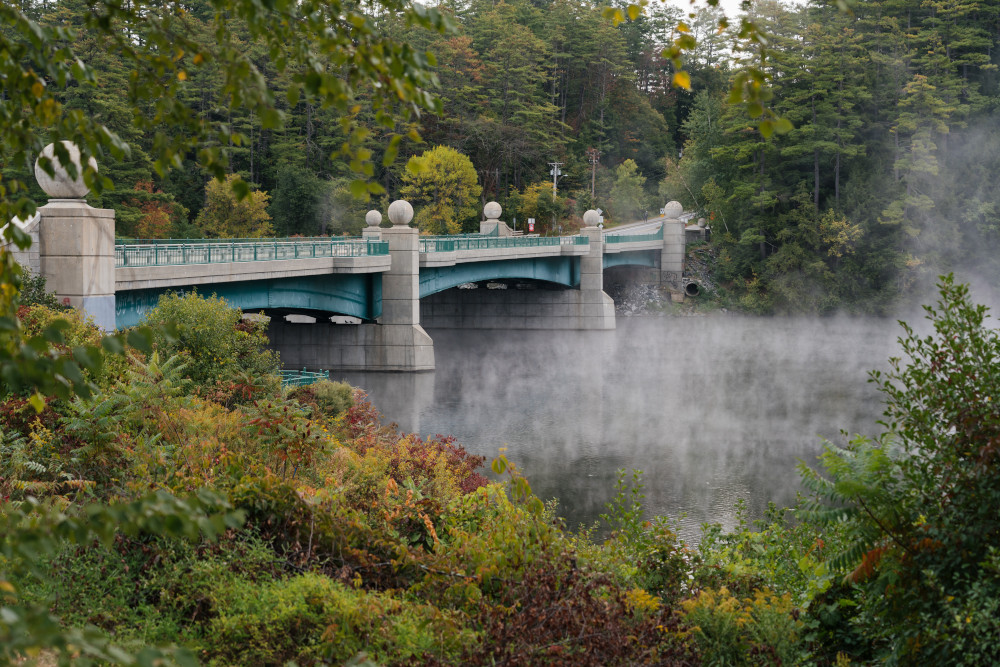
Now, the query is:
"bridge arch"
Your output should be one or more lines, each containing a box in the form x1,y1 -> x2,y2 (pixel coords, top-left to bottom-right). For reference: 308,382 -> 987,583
115,273 -> 382,329
602,249 -> 659,270
419,256 -> 580,298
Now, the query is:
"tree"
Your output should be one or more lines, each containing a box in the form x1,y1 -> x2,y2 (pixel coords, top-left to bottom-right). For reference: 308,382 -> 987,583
400,146 -> 481,234
609,159 -> 646,222
269,165 -> 327,237
800,276 -> 1000,663
196,175 -> 274,238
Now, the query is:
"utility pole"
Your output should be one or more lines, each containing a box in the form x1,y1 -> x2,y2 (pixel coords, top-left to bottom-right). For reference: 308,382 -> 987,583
586,148 -> 600,199
548,161 -> 563,198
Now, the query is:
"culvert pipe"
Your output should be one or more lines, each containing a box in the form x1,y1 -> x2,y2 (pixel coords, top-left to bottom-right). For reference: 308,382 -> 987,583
684,281 -> 700,297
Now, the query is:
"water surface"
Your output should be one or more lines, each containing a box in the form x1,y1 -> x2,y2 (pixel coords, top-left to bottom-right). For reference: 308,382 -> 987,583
336,316 -> 900,540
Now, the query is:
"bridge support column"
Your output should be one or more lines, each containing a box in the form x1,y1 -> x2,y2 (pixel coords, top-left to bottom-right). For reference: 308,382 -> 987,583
371,201 -> 434,371
660,200 -> 685,289
577,211 -> 616,329
33,142 -> 116,330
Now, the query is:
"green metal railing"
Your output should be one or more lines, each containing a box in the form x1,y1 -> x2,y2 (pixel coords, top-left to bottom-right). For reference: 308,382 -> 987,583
115,238 -> 389,268
419,235 -> 589,253
279,368 -> 330,387
604,227 -> 664,244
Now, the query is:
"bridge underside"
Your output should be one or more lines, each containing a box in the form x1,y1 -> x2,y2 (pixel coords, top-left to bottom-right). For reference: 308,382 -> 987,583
419,256 -> 580,298
115,273 -> 382,329
602,249 -> 659,270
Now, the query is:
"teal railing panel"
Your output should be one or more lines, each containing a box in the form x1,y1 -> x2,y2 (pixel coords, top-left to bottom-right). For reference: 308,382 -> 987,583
419,235 -> 588,253
604,226 -> 664,244
603,249 -> 659,270
279,368 -> 330,387
115,238 -> 388,268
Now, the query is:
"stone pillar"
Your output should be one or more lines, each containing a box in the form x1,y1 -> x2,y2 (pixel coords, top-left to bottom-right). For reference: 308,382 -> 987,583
374,200 -> 434,370
660,200 -> 685,289
34,142 -> 116,330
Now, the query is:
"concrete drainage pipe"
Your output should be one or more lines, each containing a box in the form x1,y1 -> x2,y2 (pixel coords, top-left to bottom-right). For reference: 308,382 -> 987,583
684,281 -> 700,297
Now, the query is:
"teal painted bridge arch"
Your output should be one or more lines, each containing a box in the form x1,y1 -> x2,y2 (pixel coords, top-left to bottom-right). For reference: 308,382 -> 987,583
115,273 -> 382,329
603,249 -> 659,270
419,256 -> 581,298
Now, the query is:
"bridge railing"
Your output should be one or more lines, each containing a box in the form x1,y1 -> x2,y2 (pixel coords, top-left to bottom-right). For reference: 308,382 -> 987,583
278,368 -> 331,387
115,238 -> 389,268
419,234 -> 588,253
604,227 -> 664,244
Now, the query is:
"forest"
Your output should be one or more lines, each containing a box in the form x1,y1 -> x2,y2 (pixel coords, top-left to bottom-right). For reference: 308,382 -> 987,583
7,0 -> 1000,313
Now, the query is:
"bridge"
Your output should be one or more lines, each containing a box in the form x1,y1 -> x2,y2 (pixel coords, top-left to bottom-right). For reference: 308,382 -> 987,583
7,152 -> 688,371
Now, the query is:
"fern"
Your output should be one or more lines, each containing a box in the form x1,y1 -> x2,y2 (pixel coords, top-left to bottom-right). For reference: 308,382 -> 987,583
797,435 -> 910,577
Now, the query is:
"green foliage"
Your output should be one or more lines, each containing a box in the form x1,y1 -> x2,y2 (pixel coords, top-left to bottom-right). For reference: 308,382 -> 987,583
400,146 -> 481,235
140,291 -> 279,398
0,490 -> 244,664
680,586 -> 804,666
13,270 -> 65,311
799,275 -> 1000,663
287,378 -> 354,418
608,159 -> 647,222
196,174 -> 274,238
208,572 -> 475,665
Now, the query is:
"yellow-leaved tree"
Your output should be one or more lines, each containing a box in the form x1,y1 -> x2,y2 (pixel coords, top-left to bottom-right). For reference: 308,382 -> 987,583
196,174 -> 274,238
401,146 -> 481,235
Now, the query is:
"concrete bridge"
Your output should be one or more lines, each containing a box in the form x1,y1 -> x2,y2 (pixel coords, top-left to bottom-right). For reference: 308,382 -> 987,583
6,145 -> 688,371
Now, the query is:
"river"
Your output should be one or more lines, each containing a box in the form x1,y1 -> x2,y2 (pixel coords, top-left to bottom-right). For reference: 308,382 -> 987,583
336,315 -> 901,541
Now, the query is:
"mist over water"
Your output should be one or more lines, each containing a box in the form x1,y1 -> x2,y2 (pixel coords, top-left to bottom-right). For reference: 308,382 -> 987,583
335,316 -> 901,541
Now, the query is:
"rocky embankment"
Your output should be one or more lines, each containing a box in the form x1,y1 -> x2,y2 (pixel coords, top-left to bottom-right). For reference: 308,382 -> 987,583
606,244 -> 723,317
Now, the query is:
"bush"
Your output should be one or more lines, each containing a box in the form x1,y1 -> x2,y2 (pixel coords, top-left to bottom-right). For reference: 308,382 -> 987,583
287,379 -> 354,417
206,572 -> 475,665
140,291 -> 280,399
799,275 -> 1000,664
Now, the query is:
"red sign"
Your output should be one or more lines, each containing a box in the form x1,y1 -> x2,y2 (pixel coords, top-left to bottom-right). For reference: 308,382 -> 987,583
528,220 -> 535,232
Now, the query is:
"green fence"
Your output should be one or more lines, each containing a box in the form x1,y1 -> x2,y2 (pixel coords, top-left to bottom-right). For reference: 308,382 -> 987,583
116,238 -> 389,268
604,227 -> 664,244
278,368 -> 330,387
419,235 -> 589,253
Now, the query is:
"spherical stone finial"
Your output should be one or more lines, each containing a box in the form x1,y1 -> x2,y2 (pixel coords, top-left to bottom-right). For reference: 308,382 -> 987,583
582,209 -> 601,227
365,210 -> 382,227
483,201 -> 502,220
387,199 -> 414,227
663,201 -> 683,220
34,141 -> 97,199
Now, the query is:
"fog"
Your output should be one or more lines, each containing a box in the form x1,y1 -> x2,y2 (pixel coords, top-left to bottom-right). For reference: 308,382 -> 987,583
333,315 -> 906,541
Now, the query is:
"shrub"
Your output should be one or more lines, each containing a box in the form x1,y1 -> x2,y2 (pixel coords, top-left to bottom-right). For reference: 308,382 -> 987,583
16,304 -> 128,390
680,586 -> 803,666
206,572 -> 475,666
287,379 -> 354,417
799,275 -> 1000,664
140,291 -> 279,398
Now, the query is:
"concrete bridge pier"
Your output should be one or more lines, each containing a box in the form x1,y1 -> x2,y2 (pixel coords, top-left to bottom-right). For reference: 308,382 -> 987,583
269,202 -> 435,372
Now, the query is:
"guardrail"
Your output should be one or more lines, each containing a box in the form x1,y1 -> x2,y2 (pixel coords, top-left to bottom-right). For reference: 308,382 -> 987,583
115,238 -> 389,267
604,227 -> 664,244
279,368 -> 330,387
419,235 -> 589,253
